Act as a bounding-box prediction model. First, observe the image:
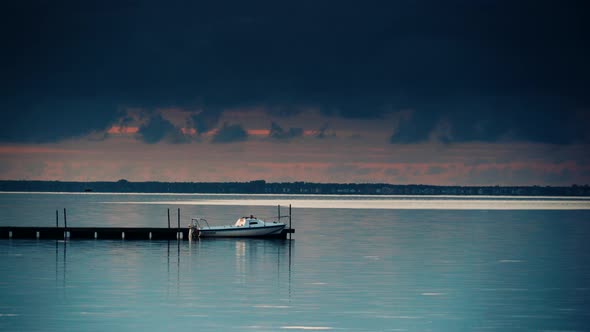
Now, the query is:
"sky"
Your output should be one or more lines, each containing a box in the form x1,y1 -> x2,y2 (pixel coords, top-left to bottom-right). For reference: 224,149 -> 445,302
1,0 -> 589,185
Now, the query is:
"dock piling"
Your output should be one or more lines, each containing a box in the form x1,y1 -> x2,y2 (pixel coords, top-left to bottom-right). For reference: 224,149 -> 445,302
63,208 -> 68,239
64,208 -> 67,229
177,208 -> 181,240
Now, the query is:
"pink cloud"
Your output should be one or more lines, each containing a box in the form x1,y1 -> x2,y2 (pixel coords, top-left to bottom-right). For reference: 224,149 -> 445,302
247,129 -> 270,136
0,146 -> 87,154
107,126 -> 139,134
1,135 -> 589,185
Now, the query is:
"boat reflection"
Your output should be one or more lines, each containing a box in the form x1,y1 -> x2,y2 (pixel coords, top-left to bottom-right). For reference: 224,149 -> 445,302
232,239 -> 292,285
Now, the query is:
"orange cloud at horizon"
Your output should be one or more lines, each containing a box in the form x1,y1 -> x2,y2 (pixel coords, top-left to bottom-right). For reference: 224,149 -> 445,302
247,129 -> 270,136
1,133 -> 589,185
181,128 -> 197,135
107,126 -> 139,134
1,156 -> 587,185
0,146 -> 87,154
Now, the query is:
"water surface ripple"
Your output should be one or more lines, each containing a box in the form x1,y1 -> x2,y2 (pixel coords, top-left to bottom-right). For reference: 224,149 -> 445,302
1,193 -> 589,331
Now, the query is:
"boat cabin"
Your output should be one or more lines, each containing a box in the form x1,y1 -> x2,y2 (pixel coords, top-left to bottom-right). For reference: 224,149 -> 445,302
234,216 -> 265,227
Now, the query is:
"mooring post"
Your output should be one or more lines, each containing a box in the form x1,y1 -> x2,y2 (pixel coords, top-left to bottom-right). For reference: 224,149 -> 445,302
177,208 -> 180,239
55,209 -> 59,244
168,208 -> 171,228
63,208 -> 68,239
278,205 -> 281,221
289,204 -> 292,240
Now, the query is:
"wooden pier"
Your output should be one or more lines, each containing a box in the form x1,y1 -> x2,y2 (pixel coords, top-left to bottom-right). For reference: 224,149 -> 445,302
0,226 -> 294,240
0,205 -> 294,241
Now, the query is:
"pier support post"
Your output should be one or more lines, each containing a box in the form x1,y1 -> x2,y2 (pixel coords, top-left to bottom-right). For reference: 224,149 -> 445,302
63,208 -> 68,239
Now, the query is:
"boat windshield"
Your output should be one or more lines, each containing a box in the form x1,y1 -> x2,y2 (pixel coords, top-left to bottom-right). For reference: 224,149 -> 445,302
234,217 -> 261,227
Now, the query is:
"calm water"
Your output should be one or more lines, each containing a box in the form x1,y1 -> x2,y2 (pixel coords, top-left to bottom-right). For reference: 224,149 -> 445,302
1,193 -> 590,331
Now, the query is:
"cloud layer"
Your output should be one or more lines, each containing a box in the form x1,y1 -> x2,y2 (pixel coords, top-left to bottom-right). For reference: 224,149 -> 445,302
269,122 -> 303,140
212,123 -> 248,143
137,113 -> 187,144
1,0 -> 588,144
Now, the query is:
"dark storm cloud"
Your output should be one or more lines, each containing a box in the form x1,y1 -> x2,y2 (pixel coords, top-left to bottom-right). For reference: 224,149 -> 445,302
316,123 -> 335,139
211,123 -> 248,143
268,122 -> 303,140
390,111 -> 439,144
1,0 -> 588,143
191,109 -> 222,135
0,98 -> 120,143
136,113 -> 187,144
390,98 -> 590,144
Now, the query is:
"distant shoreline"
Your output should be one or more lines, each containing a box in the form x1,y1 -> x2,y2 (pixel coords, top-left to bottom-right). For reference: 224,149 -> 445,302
1,180 -> 589,196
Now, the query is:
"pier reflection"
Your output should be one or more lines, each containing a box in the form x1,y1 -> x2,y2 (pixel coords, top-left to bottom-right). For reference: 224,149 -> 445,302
44,236 -> 295,323
165,239 -> 182,296
54,239 -> 67,291
186,238 -> 294,300
231,239 -> 293,297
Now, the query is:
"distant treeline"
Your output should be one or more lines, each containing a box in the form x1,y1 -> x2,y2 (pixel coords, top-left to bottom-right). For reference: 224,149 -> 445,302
1,180 -> 589,196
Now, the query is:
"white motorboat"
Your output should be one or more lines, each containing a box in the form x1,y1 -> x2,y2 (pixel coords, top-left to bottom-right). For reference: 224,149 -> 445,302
189,215 -> 286,238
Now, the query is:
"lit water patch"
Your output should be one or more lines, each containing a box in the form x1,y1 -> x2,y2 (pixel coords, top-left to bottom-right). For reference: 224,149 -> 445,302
103,197 -> 590,210
499,259 -> 524,263
253,305 -> 290,309
281,327 -> 333,330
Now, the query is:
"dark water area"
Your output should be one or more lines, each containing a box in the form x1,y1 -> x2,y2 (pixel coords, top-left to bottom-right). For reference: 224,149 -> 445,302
1,193 -> 590,331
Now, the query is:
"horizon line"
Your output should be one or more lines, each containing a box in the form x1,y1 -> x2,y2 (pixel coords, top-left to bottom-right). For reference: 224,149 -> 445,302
0,179 -> 588,188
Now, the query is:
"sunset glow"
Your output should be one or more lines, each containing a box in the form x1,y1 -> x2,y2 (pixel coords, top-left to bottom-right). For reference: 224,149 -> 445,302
1,1 -> 588,186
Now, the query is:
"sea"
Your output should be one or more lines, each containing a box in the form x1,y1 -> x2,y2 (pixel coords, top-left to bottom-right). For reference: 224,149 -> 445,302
1,192 -> 590,331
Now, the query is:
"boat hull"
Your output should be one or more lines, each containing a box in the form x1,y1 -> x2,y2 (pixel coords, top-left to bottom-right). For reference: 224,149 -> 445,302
198,224 -> 286,238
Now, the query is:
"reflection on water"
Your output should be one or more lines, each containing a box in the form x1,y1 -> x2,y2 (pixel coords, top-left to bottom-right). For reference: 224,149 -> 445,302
1,193 -> 590,331
235,241 -> 246,283
0,237 -> 295,331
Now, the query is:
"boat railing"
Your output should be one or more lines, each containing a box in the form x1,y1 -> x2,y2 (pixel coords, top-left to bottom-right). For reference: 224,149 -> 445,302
265,215 -> 289,224
190,217 -> 210,230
